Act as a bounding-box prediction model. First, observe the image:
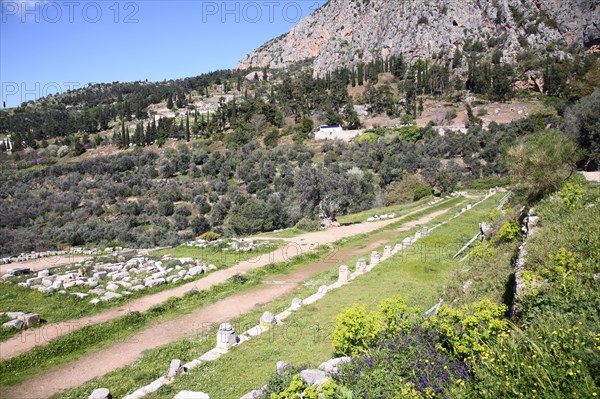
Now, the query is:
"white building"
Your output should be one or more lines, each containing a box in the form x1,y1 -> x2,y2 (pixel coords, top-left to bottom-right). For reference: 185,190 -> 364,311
317,124 -> 343,134
315,125 -> 363,142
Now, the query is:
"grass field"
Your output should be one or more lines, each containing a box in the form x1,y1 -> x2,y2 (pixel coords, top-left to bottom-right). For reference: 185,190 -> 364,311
44,193 -> 501,399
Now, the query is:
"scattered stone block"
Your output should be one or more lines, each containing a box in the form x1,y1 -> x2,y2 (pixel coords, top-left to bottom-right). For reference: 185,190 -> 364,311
100,292 -> 122,301
318,357 -> 351,375
87,280 -> 99,288
26,277 -> 42,286
240,387 -> 265,399
527,216 -> 540,230
2,319 -> 24,330
112,272 -> 129,280
167,359 -> 185,379
207,264 -> 217,271
89,388 -> 112,399
17,313 -> 40,328
89,288 -> 106,296
318,285 -> 329,294
403,237 -> 412,246
73,292 -> 89,299
106,283 -> 119,291
144,278 -> 166,288
276,360 -> 291,374
93,271 -> 107,280
5,311 -> 25,319
300,369 -> 328,386
90,298 -> 101,305
38,270 -> 49,278
188,266 -> 204,276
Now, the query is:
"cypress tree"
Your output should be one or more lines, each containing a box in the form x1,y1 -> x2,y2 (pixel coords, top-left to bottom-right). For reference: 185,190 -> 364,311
120,116 -> 126,148
186,114 -> 190,142
357,63 -> 364,86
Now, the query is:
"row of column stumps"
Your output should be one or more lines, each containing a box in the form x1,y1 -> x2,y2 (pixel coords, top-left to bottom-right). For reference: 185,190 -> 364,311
106,193 -> 498,399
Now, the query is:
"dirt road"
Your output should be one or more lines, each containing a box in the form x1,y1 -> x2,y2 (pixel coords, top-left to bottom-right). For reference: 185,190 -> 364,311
0,206 -> 455,399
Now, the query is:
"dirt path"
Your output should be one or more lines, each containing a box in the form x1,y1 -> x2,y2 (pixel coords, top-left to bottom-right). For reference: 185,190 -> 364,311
0,206 -> 454,399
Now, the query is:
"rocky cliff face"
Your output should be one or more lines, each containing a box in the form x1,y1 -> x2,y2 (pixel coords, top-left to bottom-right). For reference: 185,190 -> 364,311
238,0 -> 600,75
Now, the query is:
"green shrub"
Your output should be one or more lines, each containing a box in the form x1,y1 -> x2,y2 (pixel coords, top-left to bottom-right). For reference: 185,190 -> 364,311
541,248 -> 583,296
413,186 -> 433,201
430,299 -> 509,357
332,304 -> 382,356
355,132 -> 379,144
198,231 -> 220,241
384,174 -> 432,205
557,182 -> 585,209
469,241 -> 496,259
294,218 -> 321,231
496,221 -> 521,242
270,374 -> 341,399
377,296 -> 420,338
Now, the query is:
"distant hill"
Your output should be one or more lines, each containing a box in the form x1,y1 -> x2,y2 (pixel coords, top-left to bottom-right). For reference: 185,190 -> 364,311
238,0 -> 600,75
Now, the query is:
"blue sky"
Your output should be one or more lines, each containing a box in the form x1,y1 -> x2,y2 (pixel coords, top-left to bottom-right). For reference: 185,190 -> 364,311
0,0 -> 327,107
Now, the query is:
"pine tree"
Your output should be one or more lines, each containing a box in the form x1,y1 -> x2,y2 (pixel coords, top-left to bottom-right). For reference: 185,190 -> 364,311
166,94 -> 174,109
262,67 -> 268,81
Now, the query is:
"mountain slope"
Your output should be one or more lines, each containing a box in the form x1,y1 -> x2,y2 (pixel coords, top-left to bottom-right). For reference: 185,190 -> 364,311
238,0 -> 600,75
